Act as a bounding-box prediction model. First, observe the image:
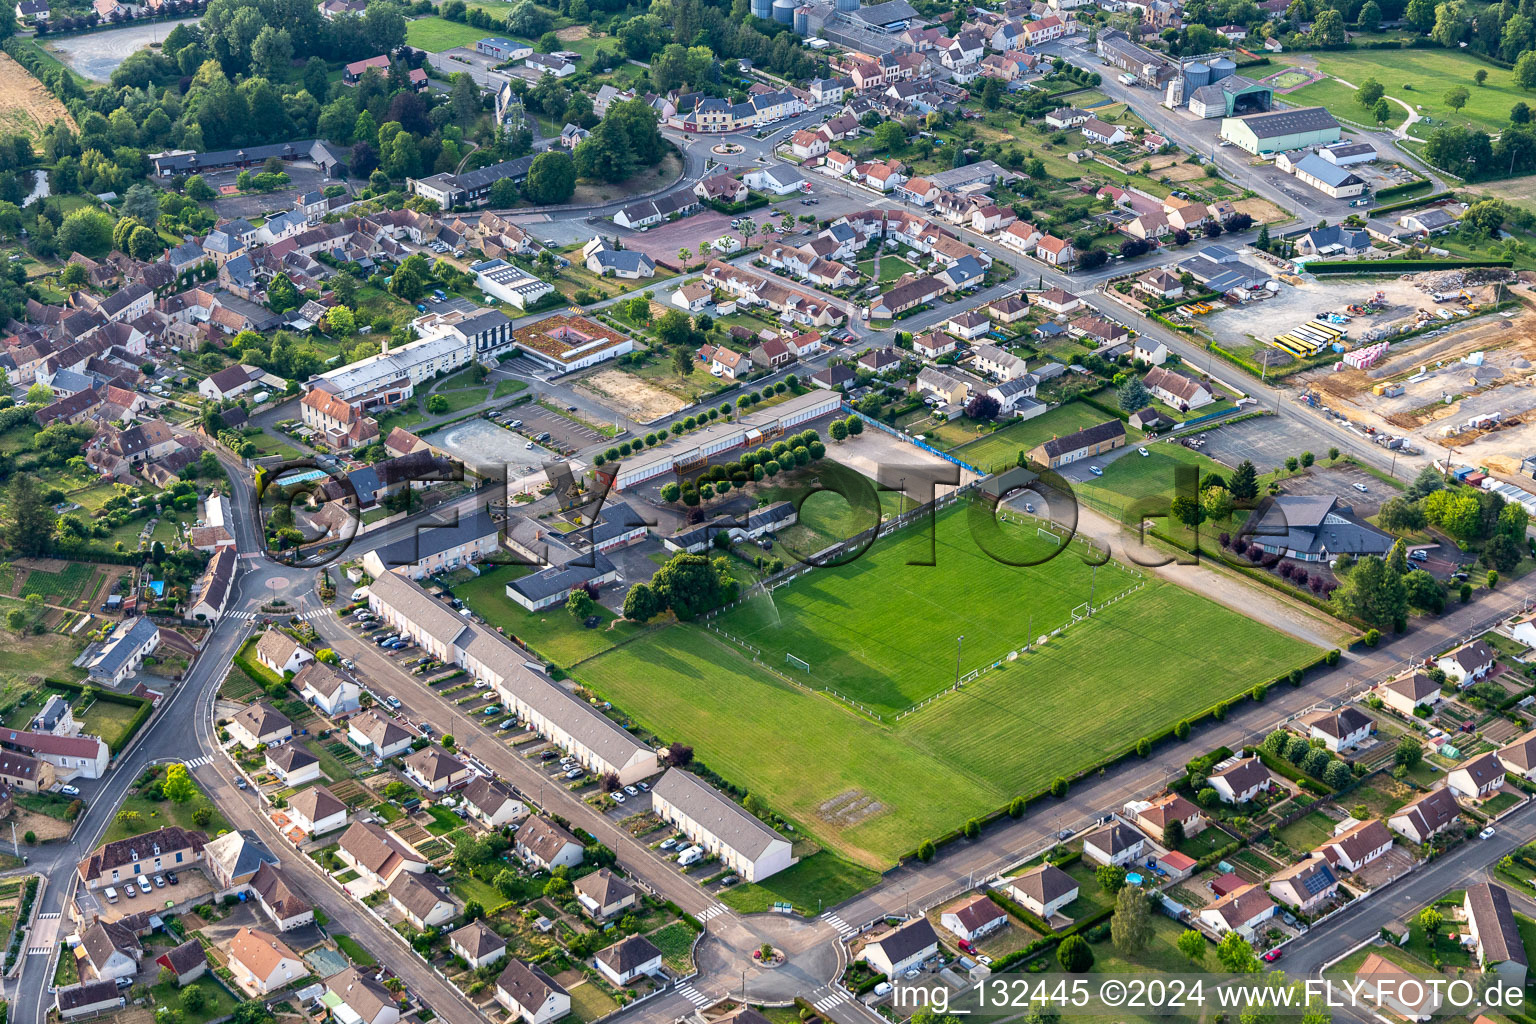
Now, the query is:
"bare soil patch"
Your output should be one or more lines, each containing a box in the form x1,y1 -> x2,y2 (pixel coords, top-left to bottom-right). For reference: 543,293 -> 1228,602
555,25 -> 591,41
577,368 -> 688,421
571,151 -> 683,207
14,809 -> 71,842
1234,197 -> 1287,224
0,53 -> 76,141
1161,161 -> 1212,182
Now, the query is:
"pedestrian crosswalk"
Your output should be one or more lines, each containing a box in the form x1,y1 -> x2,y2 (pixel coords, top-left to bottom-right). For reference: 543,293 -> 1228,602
27,913 -> 61,954
812,989 -> 852,1014
182,756 -> 211,769
821,911 -> 857,938
698,904 -> 728,924
676,983 -> 711,1008
229,608 -> 331,622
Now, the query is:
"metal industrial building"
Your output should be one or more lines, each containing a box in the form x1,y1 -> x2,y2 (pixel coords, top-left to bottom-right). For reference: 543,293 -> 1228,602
1220,106 -> 1341,155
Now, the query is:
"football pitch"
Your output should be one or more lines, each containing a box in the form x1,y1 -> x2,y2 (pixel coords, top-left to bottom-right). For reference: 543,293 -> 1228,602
714,505 -> 1141,718
576,503 -> 1319,867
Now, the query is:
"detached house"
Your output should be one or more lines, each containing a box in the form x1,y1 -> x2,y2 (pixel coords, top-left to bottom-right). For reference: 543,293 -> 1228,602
1267,857 -> 1338,912
287,785 -> 349,837
255,631 -> 313,676
1208,757 -> 1272,804
451,921 -> 508,970
1082,822 -> 1145,867
1388,787 -> 1461,845
1319,818 -> 1392,872
595,934 -> 664,986
1198,884 -> 1276,940
295,662 -> 361,717
497,960 -> 570,1024
1133,793 -> 1204,839
402,746 -> 471,794
1378,672 -> 1442,718
517,816 -> 584,871
940,894 -> 1008,945
228,927 -> 305,997
1007,863 -> 1079,919
1437,639 -> 1497,687
860,918 -> 940,978
228,703 -> 294,751
575,869 -> 638,921
1303,706 -> 1373,752
1464,883 -> 1529,988
1449,752 -> 1507,801
388,871 -> 460,930
337,821 -> 428,887
1144,365 -> 1214,411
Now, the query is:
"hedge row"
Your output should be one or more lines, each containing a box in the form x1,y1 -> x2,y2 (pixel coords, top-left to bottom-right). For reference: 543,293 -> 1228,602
985,888 -> 1055,935
1076,393 -> 1131,423
1372,180 -> 1434,203
1148,291 -> 1222,315
1362,191 -> 1457,217
987,897 -> 1116,972
1309,258 -> 1512,276
1250,745 -> 1333,796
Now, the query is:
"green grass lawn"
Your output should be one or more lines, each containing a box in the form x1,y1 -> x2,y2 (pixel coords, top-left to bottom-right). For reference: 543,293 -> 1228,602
568,981 -> 621,1023
405,15 -> 487,51
1275,810 -> 1337,852
102,781 -> 230,845
1285,75 -> 1407,130
335,934 -> 378,966
714,503 -> 1143,717
1281,48 -> 1524,139
494,380 -> 529,399
1074,442 -> 1233,523
953,403 -> 1131,473
718,853 -> 881,915
578,537 -> 1317,867
451,566 -> 645,667
149,975 -> 240,1024
432,387 -> 490,414
76,696 -> 149,752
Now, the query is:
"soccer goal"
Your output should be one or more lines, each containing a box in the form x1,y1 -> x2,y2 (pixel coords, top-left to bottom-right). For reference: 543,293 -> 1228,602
787,653 -> 811,674
1037,526 -> 1063,545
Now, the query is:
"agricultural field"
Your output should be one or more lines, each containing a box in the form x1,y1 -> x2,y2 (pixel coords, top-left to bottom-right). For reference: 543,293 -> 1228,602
0,51 -> 77,142
1279,48 -> 1523,139
577,506 -> 1318,866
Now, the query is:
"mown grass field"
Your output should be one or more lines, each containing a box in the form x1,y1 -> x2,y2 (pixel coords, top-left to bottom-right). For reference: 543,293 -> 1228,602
714,504 -> 1142,717
1073,441 -> 1232,522
577,508 -> 1318,866
1281,48 -> 1522,138
953,403 -> 1128,472
452,565 -> 643,666
405,16 -> 488,51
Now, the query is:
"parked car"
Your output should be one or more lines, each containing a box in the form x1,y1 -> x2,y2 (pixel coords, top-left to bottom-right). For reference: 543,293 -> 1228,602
138,879 -> 153,895
59,785 -> 79,797
1089,466 -> 1104,476
1138,447 -> 1150,457
153,875 -> 166,888
1480,826 -> 1497,839
613,792 -> 626,803
624,785 -> 638,796
166,872 -> 179,885
386,695 -> 402,708
659,838 -> 677,850
1262,949 -> 1282,962
565,768 -> 584,779
236,779 -> 248,790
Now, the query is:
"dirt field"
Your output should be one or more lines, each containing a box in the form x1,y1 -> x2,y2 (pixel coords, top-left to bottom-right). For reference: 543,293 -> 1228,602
577,367 -> 688,422
1297,283 -> 1536,458
570,151 -> 684,208
555,25 -> 590,42
14,808 -> 71,842
1233,197 -> 1287,224
0,53 -> 75,142
1161,161 -> 1213,182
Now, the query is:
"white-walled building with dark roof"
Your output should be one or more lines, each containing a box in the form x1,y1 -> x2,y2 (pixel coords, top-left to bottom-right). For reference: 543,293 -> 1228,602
650,770 -> 795,882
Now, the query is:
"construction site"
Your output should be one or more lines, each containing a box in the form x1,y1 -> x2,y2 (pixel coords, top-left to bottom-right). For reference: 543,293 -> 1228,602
1295,268 -> 1536,476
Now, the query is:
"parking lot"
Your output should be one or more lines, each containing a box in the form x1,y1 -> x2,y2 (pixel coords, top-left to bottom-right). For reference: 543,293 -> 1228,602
204,164 -> 338,221
518,405 -> 609,454
1192,415 -> 1319,476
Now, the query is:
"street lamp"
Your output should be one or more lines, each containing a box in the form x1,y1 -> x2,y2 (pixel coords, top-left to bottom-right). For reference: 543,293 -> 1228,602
953,635 -> 964,690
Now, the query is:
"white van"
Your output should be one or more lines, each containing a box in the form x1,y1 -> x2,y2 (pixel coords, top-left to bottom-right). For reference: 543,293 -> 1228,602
104,887 -> 119,904
352,587 -> 370,601
677,846 -> 705,867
